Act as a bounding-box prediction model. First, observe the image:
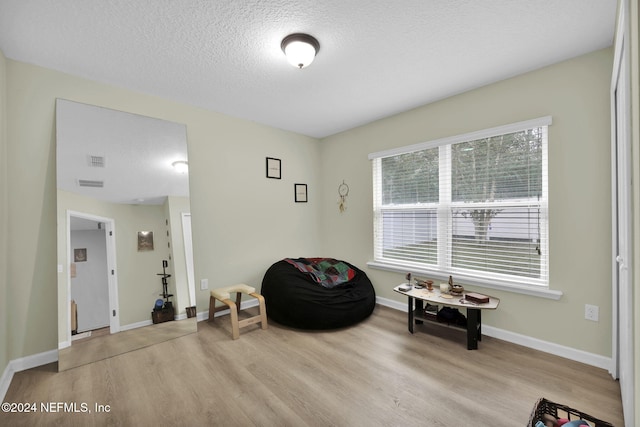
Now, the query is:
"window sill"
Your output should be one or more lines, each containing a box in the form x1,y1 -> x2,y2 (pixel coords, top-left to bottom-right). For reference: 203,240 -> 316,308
367,260 -> 563,300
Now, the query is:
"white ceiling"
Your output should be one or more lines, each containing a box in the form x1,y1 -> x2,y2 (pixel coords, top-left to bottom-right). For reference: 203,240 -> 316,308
0,0 -> 618,138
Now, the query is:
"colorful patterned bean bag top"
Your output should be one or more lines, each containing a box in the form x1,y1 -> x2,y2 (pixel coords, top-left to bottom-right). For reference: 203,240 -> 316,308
284,258 -> 356,289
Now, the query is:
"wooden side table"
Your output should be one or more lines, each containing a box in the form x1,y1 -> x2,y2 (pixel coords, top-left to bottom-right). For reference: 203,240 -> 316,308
394,285 -> 500,350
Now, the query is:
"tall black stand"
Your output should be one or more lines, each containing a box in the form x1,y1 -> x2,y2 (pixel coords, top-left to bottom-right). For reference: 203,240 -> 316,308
152,260 -> 174,324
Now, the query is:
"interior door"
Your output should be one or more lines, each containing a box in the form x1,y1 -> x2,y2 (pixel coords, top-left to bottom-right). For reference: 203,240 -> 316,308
610,2 -> 634,424
70,225 -> 110,332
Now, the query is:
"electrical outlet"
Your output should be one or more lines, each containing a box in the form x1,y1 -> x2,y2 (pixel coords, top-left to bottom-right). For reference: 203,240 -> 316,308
200,278 -> 208,290
585,304 -> 599,322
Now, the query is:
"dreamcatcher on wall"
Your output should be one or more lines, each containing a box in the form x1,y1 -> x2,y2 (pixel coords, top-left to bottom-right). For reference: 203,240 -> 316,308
337,180 -> 349,213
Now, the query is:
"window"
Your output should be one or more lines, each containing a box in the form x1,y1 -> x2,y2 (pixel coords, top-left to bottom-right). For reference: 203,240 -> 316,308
370,117 -> 550,288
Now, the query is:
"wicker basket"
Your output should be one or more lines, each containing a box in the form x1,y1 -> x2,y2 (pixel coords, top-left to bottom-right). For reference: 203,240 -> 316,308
528,398 -> 614,427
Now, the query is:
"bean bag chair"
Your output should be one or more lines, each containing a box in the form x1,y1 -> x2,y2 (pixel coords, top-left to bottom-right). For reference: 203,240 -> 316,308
261,258 -> 376,330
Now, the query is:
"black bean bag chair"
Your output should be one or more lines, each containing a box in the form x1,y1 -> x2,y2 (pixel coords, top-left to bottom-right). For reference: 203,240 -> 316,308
261,259 -> 376,330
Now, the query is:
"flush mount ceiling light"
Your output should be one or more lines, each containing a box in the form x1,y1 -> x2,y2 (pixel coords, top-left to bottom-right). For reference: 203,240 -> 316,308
281,33 -> 320,69
172,160 -> 188,174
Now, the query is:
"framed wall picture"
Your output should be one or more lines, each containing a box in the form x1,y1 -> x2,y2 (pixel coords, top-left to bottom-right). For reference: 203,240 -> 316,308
137,231 -> 154,251
294,183 -> 308,203
266,157 -> 281,179
74,248 -> 87,262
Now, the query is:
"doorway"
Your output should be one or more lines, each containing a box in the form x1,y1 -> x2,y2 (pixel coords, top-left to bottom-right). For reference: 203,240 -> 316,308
66,211 -> 119,340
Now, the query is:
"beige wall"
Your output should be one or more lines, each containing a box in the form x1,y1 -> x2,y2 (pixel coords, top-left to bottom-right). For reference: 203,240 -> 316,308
1,45 -> 628,369
0,49 -> 8,376
319,48 -> 615,357
6,60 -> 320,360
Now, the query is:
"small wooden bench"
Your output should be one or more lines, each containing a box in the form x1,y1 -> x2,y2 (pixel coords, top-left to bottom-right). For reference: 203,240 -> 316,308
208,284 -> 267,339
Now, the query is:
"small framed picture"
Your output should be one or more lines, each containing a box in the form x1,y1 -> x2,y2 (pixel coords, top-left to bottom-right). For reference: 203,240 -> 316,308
137,231 -> 154,251
74,248 -> 87,262
266,157 -> 281,179
294,183 -> 308,203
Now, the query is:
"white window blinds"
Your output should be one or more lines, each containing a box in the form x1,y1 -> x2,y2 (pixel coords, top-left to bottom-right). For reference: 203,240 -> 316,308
370,117 -> 550,287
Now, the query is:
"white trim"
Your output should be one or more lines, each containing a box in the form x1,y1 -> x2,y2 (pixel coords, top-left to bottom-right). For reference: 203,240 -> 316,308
376,296 -> 609,370
610,1 -> 634,425
368,260 -> 562,300
63,210 -> 119,348
120,319 -> 153,332
196,310 -> 209,322
0,350 -> 58,402
368,116 -> 552,159
181,212 -> 196,307
482,325 -> 612,371
105,219 -> 119,334
0,364 -> 12,402
118,315 -> 191,331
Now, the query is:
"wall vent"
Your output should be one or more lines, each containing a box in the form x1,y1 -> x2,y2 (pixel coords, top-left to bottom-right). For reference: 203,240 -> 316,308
88,155 -> 105,167
78,179 -> 104,188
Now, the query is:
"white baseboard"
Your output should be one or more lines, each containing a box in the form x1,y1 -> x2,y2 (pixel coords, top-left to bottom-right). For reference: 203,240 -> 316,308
378,295 -> 407,312
196,310 -> 208,322
0,349 -> 58,402
120,319 -> 153,332
482,325 -> 612,371
376,296 -> 612,371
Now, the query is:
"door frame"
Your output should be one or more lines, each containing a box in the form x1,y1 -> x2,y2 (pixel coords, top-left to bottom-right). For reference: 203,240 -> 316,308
181,212 -> 196,308
610,1 -> 634,424
66,210 -> 120,335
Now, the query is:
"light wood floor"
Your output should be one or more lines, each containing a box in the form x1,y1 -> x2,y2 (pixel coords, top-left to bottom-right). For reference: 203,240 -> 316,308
1,305 -> 623,426
59,318 -> 196,371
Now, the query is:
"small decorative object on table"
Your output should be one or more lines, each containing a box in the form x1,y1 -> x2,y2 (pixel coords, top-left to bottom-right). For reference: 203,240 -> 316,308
398,283 -> 412,292
465,292 -> 490,304
400,273 -> 415,290
450,282 -> 464,295
447,275 -> 464,294
414,277 -> 431,290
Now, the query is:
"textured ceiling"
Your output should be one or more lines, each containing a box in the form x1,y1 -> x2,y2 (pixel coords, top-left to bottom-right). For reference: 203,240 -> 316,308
0,0 -> 618,138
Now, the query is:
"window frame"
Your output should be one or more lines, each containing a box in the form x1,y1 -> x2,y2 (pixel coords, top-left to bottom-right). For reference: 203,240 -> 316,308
368,117 -> 562,299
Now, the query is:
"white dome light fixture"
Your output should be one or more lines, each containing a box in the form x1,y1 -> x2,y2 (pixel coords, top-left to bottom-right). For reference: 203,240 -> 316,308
281,33 -> 320,69
172,160 -> 188,174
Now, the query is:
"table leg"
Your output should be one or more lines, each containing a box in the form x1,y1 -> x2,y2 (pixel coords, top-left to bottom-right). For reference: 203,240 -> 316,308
466,308 -> 481,350
414,299 -> 424,325
407,296 -> 414,334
